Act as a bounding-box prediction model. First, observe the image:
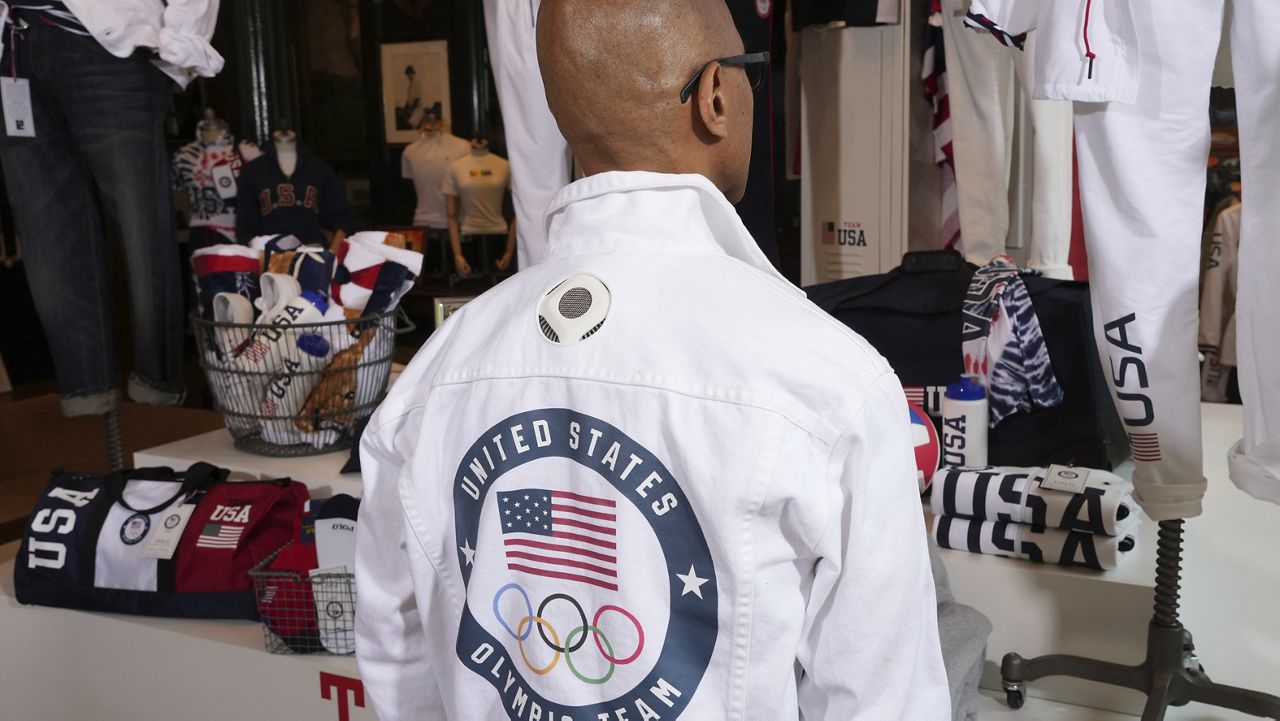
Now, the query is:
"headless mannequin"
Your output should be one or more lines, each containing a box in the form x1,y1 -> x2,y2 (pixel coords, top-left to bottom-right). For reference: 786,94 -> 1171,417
269,129 -> 345,250
447,139 -> 517,275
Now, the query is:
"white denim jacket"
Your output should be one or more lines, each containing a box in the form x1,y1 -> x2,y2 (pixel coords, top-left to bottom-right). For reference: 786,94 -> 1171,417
62,0 -> 222,87
355,171 -> 949,721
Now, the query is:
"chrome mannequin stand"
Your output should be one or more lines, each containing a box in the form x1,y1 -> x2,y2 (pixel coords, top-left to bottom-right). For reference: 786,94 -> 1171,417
1002,519 -> 1280,720
104,408 -> 124,473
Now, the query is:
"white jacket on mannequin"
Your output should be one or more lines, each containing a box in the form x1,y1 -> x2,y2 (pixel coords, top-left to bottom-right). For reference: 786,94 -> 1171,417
355,171 -> 949,720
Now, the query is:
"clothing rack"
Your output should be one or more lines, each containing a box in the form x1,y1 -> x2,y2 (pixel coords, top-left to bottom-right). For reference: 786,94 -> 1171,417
1001,518 -> 1280,719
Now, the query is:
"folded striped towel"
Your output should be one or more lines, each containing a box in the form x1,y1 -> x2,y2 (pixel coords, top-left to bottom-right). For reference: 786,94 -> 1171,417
930,466 -> 1141,536
933,516 -> 1136,572
191,244 -> 261,319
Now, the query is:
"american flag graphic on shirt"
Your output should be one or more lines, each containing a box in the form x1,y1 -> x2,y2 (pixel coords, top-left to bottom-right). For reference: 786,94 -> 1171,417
498,489 -> 618,591
196,523 -> 244,549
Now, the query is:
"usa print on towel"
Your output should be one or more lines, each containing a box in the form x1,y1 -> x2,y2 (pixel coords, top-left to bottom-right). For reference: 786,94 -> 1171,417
453,409 -> 718,721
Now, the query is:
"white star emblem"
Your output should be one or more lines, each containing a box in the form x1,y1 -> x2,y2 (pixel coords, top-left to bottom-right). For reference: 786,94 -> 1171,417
459,539 -> 476,566
504,509 -> 510,515
506,522 -> 512,528
543,524 -> 549,530
502,496 -> 508,502
524,494 -> 530,500
526,522 -> 532,527
533,502 -> 540,508
676,564 -> 709,599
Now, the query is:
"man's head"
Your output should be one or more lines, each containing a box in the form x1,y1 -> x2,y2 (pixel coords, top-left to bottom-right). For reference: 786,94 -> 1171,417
537,0 -> 755,202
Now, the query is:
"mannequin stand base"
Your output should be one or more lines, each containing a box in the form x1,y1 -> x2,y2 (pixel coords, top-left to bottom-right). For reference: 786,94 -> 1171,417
1001,521 -> 1280,720
104,409 -> 124,472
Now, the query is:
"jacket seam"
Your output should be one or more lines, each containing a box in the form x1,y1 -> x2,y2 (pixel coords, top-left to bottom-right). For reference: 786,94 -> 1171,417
808,371 -> 899,559
370,373 -> 847,448
726,419 -> 785,720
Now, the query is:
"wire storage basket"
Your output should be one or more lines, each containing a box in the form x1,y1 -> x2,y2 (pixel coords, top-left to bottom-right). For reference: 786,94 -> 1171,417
249,543 -> 357,655
192,311 -> 396,457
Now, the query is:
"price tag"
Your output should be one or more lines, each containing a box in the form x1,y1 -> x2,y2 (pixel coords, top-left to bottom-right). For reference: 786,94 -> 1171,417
211,164 -> 237,199
1,77 -> 35,137
143,504 -> 196,559
1040,464 -> 1089,495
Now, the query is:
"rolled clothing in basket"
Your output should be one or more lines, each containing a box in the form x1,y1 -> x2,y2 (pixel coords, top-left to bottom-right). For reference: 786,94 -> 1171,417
929,466 -> 1141,536
260,331 -> 339,449
234,291 -> 329,375
332,231 -> 424,316
211,292 -> 255,358
255,272 -> 302,323
932,516 -> 1137,571
258,540 -> 321,653
191,244 -> 262,319
298,330 -> 378,434
251,232 -> 301,259
266,246 -> 336,297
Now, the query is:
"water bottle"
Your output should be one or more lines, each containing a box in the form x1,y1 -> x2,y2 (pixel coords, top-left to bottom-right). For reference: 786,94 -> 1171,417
941,375 -> 988,468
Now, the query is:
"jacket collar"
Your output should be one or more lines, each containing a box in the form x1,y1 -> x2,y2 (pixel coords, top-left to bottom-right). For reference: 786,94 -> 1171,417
543,171 -> 799,294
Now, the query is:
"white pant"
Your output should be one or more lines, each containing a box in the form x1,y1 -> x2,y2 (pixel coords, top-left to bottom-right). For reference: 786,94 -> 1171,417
1076,0 -> 1280,519
482,0 -> 572,269
941,3 -> 1074,278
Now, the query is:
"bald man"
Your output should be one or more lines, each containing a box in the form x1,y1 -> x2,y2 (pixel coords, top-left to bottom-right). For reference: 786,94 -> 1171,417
354,1 -> 950,719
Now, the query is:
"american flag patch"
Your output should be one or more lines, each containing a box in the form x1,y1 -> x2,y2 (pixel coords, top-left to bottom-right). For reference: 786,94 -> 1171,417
1129,432 -> 1163,462
196,523 -> 244,549
498,488 -> 618,591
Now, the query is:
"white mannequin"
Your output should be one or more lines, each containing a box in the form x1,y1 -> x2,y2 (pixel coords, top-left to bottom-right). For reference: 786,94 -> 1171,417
446,138 -> 516,276
273,129 -> 298,178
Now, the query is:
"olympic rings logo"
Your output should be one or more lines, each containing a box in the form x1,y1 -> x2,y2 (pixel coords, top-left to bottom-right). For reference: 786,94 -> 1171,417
493,583 -> 646,685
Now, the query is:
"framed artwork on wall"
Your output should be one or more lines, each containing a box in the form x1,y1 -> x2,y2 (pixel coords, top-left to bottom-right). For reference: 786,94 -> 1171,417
380,40 -> 451,144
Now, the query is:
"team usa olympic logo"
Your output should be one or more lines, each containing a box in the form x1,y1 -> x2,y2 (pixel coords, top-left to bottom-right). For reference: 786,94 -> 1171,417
453,409 -> 718,720
493,584 -> 646,685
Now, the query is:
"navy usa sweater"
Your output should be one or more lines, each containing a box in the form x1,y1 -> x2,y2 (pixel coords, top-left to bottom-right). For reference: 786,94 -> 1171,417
236,140 -> 356,246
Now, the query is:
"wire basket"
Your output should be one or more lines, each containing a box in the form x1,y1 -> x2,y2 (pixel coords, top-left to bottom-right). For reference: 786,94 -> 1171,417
192,311 -> 396,457
249,542 -> 357,655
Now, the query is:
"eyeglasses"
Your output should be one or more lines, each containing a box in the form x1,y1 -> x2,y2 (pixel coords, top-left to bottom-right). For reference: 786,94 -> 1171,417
679,51 -> 770,104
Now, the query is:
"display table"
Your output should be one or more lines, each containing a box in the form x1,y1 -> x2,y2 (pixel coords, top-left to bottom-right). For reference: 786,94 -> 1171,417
2,405 -> 1275,720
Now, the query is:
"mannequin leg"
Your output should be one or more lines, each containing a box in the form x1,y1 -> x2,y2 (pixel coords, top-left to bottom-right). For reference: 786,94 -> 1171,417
1073,0 -> 1224,520
0,29 -> 120,417
58,39 -> 185,406
939,0 -> 1015,265
1226,0 -> 1280,505
1013,34 -> 1074,280
483,0 -> 573,269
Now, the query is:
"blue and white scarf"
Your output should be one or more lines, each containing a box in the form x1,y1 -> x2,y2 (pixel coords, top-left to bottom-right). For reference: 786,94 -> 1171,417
961,256 -> 1064,426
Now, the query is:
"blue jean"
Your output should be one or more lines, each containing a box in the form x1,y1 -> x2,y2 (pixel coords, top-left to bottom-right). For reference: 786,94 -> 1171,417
0,21 -> 184,416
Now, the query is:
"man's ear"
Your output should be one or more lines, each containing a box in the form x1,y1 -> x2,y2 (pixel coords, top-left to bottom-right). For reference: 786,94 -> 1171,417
696,61 -> 730,140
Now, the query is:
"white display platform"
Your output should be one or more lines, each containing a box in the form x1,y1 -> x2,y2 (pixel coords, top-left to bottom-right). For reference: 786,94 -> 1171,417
0,542 -> 376,721
943,403 -> 1280,717
134,428 -> 361,498
2,404 -> 1274,720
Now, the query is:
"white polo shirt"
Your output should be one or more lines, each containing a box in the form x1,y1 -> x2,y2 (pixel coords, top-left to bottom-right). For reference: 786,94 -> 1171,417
402,133 -> 471,229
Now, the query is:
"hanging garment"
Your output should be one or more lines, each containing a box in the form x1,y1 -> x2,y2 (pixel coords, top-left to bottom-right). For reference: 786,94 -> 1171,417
482,0 -> 573,268
961,257 -> 1064,426
1200,203 -> 1240,403
933,515 -> 1136,571
940,0 -> 1074,278
1067,0 -> 1280,515
929,466 -> 1139,536
922,0 -> 962,250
